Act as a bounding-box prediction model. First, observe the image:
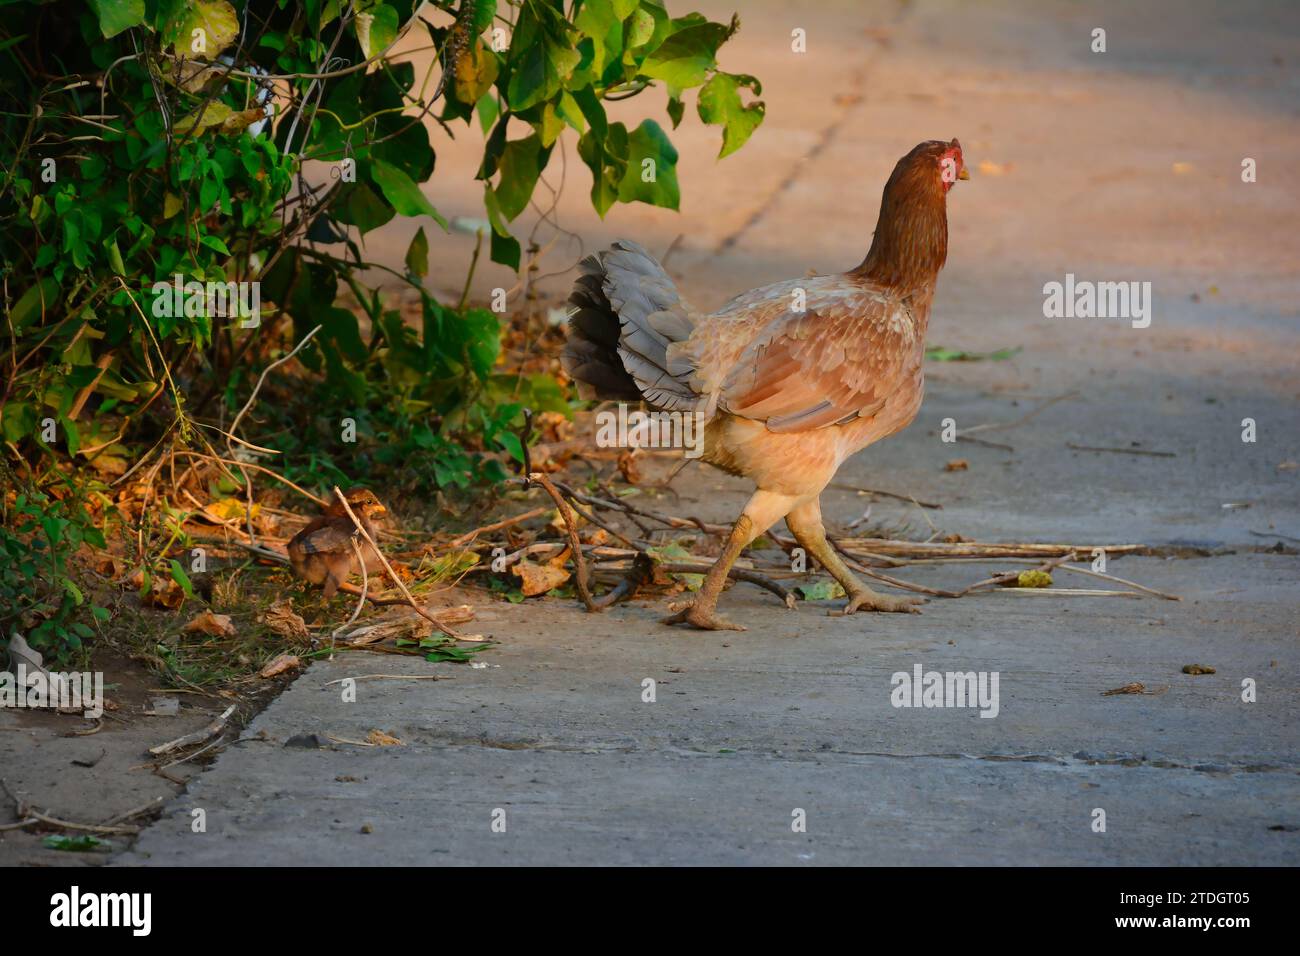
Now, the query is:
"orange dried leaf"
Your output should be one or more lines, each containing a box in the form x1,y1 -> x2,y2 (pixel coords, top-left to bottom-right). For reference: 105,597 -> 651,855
183,609 -> 236,637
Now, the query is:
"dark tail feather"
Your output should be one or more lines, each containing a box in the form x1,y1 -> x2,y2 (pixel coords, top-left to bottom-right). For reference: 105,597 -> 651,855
561,255 -> 643,401
561,240 -> 699,409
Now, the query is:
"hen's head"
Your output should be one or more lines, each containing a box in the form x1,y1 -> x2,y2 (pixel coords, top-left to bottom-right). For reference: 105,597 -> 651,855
894,138 -> 969,197
326,487 -> 388,520
854,138 -> 967,289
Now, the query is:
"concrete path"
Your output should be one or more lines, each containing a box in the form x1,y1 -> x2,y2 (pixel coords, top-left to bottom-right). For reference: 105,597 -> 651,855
119,0 -> 1299,865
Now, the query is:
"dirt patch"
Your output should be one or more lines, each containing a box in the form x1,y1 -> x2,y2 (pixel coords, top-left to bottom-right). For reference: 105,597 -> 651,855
0,646 -> 270,866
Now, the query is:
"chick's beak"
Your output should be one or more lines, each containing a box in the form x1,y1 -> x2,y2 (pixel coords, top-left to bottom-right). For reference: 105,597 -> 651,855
958,167 -> 970,181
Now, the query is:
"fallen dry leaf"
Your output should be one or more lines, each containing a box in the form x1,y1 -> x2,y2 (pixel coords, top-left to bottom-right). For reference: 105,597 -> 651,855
339,616 -> 430,646
512,559 -> 570,597
1102,682 -> 1145,696
183,609 -> 236,638
262,599 -> 310,642
88,454 -> 128,477
258,653 -> 301,678
131,570 -> 186,609
945,459 -> 969,472
547,508 -> 584,536
617,448 -> 643,485
1016,570 -> 1053,589
202,498 -> 261,524
1182,664 -> 1216,675
367,729 -> 403,747
92,554 -> 125,579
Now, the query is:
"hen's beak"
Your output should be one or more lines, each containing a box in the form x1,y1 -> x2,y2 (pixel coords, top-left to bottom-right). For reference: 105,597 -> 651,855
958,167 -> 970,181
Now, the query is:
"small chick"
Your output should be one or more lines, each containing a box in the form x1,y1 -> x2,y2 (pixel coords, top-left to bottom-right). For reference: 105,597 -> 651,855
287,488 -> 388,599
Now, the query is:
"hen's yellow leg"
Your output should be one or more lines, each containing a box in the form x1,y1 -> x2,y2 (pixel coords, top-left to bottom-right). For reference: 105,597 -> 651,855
662,489 -> 798,631
785,497 -> 923,616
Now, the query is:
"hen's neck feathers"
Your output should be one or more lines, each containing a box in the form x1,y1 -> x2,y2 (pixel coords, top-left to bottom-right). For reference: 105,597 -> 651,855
850,157 -> 948,294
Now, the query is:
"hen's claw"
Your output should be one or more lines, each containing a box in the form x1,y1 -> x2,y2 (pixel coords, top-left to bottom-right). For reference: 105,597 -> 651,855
661,603 -> 747,631
829,590 -> 925,616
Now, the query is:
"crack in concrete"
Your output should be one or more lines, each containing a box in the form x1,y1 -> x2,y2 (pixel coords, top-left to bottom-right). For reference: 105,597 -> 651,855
710,7 -> 912,257
389,731 -> 1297,776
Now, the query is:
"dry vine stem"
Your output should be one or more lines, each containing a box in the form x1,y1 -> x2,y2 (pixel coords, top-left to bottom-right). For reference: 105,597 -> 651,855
330,486 -> 461,637
528,471 -> 597,610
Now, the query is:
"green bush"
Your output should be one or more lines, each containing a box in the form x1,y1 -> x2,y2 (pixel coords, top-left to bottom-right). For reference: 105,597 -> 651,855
0,468 -> 109,666
0,0 -> 761,486
0,1 -> 762,649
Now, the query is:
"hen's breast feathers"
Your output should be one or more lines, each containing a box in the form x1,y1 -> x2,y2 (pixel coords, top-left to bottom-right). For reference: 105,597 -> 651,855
674,275 -> 928,434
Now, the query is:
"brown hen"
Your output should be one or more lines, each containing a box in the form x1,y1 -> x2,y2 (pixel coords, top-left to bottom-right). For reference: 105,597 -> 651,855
562,139 -> 968,630
287,488 -> 388,599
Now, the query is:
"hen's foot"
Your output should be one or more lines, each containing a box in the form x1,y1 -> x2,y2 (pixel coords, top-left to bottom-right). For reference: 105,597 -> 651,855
661,601 -> 746,631
829,589 -> 925,616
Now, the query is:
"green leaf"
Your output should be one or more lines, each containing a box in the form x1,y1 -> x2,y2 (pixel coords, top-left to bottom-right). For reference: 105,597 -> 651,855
617,120 -> 679,210
60,416 -> 80,456
639,21 -> 732,91
160,0 -> 240,58
169,560 -> 194,597
697,72 -> 765,158
626,8 -> 655,48
460,308 -> 502,379
577,121 -> 629,217
554,90 -> 586,134
925,345 -> 1023,362
174,102 -> 234,134
463,0 -> 497,36
795,580 -> 847,601
482,186 -> 520,269
371,159 -> 449,229
104,237 -> 127,275
44,834 -> 114,852
452,38 -> 499,106
356,3 -> 399,59
90,0 -> 145,38
494,134 -> 548,221
1,401 -> 35,443
320,306 -> 369,363
666,94 -> 684,129
199,235 -> 231,255
406,227 -> 429,279
11,278 -> 60,332
506,5 -> 580,112
334,181 -> 395,235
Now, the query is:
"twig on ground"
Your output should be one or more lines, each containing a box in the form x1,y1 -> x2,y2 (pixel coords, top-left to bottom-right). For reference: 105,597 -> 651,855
528,472 -> 597,610
831,483 -> 943,509
1066,443 -> 1176,458
324,675 -> 450,684
953,552 -> 1078,597
329,536 -> 370,659
1249,529 -> 1300,544
658,562 -> 797,608
331,486 -> 460,637
958,391 -> 1079,437
448,507 -> 548,547
590,552 -> 656,609
149,704 -> 236,757
956,434 -> 1015,452
1055,562 -> 1181,600
838,555 -> 963,598
101,796 -> 166,827
996,588 -> 1142,598
0,777 -> 140,835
